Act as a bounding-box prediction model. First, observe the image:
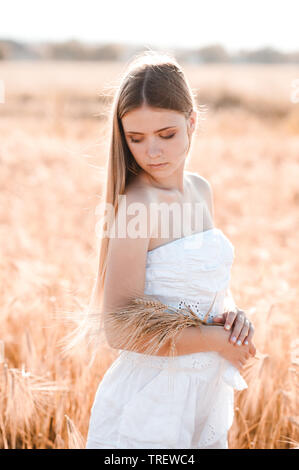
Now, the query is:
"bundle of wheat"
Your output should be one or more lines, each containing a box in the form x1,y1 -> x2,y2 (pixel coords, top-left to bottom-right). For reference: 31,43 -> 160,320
104,292 -> 219,357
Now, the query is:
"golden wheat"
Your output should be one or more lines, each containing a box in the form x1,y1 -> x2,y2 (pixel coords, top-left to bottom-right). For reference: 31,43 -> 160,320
0,61 -> 298,448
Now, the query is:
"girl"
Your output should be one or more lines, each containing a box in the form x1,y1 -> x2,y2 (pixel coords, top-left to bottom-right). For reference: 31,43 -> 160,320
84,51 -> 256,449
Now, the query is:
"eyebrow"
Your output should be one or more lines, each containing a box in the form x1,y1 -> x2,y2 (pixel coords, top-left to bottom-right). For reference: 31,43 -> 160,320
125,126 -> 177,135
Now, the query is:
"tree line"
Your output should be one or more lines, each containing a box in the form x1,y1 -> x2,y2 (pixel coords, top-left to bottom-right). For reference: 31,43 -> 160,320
0,39 -> 298,63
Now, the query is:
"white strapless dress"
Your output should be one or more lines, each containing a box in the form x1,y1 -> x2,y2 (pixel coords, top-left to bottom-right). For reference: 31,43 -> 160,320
86,228 -> 248,449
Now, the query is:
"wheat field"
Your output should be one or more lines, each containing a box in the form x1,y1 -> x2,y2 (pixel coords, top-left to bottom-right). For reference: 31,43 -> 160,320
0,60 -> 298,449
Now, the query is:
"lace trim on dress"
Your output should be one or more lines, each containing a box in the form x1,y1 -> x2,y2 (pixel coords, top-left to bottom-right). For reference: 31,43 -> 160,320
178,291 -> 219,324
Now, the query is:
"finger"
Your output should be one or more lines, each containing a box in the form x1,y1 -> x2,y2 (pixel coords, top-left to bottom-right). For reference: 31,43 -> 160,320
212,313 -> 226,323
230,311 -> 245,344
250,343 -> 256,356
248,341 -> 256,356
243,324 -> 256,356
244,324 -> 255,345
236,319 -> 251,345
224,311 -> 237,331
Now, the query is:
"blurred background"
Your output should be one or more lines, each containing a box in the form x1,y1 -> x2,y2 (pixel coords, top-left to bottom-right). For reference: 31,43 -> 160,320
0,0 -> 298,449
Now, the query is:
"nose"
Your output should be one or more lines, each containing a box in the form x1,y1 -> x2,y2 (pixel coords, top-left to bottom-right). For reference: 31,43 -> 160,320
147,140 -> 162,159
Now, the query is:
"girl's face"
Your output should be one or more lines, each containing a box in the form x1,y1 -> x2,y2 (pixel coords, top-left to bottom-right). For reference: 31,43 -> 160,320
122,105 -> 196,178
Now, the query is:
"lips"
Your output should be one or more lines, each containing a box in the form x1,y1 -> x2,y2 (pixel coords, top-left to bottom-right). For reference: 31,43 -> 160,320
149,163 -> 168,167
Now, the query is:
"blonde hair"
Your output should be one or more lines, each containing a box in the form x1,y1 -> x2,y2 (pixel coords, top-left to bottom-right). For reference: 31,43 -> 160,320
59,50 -> 206,363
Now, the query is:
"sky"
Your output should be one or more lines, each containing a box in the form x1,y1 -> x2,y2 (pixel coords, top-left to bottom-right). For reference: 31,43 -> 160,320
1,0 -> 298,53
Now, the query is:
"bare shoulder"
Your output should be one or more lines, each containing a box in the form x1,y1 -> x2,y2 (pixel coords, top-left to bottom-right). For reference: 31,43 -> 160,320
186,171 -> 214,221
124,179 -> 156,206
117,180 -> 156,238
186,171 -> 212,194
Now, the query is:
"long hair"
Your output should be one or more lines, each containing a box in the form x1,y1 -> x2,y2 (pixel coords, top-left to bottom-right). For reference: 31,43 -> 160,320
58,50 -> 207,364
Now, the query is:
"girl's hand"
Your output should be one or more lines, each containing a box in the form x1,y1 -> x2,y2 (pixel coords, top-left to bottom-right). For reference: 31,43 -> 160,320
211,325 -> 252,371
212,308 -> 256,357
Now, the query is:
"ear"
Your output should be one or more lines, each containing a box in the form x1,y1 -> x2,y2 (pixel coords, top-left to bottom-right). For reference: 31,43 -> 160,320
188,110 -> 197,134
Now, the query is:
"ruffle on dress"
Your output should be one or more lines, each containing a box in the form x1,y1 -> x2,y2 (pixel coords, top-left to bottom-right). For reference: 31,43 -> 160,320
86,349 -> 247,449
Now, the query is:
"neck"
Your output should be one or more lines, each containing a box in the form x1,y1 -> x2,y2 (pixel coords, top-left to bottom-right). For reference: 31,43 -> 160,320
138,167 -> 187,196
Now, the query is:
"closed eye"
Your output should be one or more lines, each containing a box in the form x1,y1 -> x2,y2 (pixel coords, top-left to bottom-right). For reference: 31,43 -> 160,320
129,133 -> 176,144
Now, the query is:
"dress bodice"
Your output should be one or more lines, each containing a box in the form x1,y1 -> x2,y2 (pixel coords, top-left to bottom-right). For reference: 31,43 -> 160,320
144,227 -> 235,324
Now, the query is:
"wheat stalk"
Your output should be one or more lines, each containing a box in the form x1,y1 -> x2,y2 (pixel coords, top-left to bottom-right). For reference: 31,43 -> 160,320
104,292 -> 219,357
